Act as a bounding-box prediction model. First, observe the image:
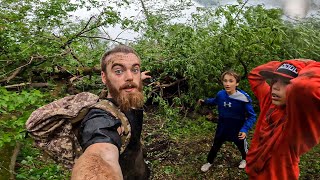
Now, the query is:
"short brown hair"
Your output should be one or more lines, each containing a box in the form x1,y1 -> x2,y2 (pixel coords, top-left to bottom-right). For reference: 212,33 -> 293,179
221,70 -> 240,83
100,45 -> 140,73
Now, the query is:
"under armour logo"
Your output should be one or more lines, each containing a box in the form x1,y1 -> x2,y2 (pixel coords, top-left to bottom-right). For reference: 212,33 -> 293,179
224,102 -> 232,107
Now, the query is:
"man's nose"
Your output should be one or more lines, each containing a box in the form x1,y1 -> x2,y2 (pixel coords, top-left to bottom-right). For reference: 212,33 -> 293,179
125,71 -> 133,81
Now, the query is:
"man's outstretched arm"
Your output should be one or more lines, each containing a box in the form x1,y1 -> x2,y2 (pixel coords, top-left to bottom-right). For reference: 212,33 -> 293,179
71,143 -> 123,180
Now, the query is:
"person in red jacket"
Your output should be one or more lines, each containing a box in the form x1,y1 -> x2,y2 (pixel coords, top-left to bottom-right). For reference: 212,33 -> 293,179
245,59 -> 320,180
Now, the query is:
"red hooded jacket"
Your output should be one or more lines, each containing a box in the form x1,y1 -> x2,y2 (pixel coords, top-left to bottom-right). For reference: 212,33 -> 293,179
245,60 -> 320,180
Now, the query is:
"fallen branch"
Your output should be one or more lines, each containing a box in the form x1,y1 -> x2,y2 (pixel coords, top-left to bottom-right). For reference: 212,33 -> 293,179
9,142 -> 21,180
156,78 -> 186,88
0,56 -> 36,83
5,83 -> 49,89
0,49 -> 70,83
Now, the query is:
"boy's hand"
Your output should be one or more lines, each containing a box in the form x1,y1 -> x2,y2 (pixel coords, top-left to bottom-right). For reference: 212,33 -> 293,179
197,99 -> 204,105
238,132 -> 246,140
141,71 -> 151,80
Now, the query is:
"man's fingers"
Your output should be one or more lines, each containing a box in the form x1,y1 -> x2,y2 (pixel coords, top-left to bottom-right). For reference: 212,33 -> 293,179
117,126 -> 124,136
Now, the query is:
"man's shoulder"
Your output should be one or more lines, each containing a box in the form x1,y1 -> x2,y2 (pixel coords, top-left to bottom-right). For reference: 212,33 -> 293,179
82,108 -> 120,126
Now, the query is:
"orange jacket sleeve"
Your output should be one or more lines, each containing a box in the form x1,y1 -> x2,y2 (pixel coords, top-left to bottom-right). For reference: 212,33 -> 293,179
248,61 -> 281,108
248,61 -> 281,146
286,61 -> 320,156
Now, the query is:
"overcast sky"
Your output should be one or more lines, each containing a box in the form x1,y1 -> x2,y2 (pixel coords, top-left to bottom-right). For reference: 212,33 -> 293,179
70,0 -> 319,42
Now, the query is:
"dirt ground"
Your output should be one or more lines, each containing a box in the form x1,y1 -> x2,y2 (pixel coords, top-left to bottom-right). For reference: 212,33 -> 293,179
142,111 -> 320,180
142,112 -> 248,180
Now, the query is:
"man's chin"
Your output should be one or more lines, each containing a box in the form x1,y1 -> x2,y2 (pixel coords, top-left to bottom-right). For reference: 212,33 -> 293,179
116,90 -> 144,111
122,88 -> 137,93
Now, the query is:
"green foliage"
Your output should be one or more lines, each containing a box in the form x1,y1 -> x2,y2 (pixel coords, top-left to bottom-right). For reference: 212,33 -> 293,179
166,116 -> 214,140
16,140 -> 70,180
299,145 -> 320,179
135,3 -> 320,109
0,0 -> 125,85
0,88 -> 47,148
0,0 -> 320,179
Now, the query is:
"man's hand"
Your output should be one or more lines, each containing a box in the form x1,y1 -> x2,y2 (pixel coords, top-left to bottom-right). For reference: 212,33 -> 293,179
238,132 -> 246,140
71,143 -> 123,180
197,99 -> 204,105
141,71 -> 151,80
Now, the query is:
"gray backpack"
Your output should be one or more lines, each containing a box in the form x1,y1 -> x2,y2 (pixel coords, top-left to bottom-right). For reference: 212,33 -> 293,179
25,92 -> 131,169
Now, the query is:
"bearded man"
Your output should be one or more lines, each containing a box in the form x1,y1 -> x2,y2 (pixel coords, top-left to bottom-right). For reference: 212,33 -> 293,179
71,45 -> 150,180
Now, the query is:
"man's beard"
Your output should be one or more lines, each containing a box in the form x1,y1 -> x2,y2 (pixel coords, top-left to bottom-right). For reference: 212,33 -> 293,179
106,79 -> 144,112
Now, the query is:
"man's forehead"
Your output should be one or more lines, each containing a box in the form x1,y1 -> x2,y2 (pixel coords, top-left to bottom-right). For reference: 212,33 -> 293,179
106,53 -> 140,65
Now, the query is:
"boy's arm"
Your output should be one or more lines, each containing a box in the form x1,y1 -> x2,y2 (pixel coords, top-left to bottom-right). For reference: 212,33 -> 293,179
248,61 -> 281,107
286,62 -> 320,156
71,143 -> 123,180
203,97 -> 217,105
203,91 -> 221,105
240,102 -> 257,134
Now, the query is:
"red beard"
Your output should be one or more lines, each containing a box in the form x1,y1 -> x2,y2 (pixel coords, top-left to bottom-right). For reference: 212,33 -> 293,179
106,79 -> 144,112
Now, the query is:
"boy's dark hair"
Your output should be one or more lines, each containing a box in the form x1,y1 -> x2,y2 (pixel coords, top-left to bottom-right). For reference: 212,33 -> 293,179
100,45 -> 140,73
221,70 -> 241,83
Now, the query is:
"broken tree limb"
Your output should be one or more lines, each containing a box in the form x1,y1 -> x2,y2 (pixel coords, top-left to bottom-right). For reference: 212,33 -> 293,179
156,78 -> 186,88
0,56 -> 37,83
4,83 -> 50,89
9,142 -> 21,180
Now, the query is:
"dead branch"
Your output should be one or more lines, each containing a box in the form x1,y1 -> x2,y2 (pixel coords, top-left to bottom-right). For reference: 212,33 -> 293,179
9,142 -> 21,180
4,83 -> 49,89
78,35 -> 123,44
156,78 -> 186,88
0,56 -> 37,83
77,67 -> 101,75
0,49 -> 73,84
61,17 -> 94,49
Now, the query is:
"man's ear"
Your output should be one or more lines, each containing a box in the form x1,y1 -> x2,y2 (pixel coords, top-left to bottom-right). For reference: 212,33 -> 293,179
101,71 -> 107,85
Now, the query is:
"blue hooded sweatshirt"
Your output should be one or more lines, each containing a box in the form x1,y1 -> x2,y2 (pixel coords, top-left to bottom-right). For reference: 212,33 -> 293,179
204,89 -> 256,141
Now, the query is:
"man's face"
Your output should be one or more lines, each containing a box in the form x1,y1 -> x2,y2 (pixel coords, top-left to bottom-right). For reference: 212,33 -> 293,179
271,77 -> 290,106
101,52 -> 144,111
222,74 -> 239,95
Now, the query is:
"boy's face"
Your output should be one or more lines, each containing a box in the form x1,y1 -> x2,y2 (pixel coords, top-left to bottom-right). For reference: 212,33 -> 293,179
271,77 -> 290,106
222,74 -> 239,95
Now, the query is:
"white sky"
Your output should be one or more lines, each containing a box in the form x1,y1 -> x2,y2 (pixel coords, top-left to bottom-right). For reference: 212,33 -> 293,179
69,0 -> 319,42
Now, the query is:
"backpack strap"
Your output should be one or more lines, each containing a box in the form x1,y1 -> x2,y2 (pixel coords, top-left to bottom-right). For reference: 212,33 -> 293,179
91,99 -> 131,154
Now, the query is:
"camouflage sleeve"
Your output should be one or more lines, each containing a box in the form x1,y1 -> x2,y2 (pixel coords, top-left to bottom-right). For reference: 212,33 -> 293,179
80,108 -> 122,151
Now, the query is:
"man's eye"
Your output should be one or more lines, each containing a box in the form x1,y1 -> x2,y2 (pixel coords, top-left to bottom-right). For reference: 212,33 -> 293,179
115,69 -> 123,74
132,68 -> 140,73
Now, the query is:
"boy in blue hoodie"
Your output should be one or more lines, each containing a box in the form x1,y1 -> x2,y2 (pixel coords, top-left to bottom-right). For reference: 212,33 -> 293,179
198,70 -> 256,172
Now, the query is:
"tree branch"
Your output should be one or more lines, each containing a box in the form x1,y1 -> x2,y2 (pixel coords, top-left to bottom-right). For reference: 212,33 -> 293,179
0,56 -> 37,83
139,0 -> 157,32
4,82 -> 50,89
0,50 -> 71,83
9,142 -> 21,180
78,35 -> 125,44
